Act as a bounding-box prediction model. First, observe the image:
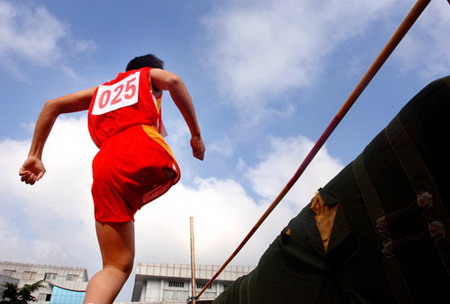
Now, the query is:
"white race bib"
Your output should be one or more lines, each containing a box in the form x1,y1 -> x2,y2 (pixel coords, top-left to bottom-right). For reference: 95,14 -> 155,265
91,71 -> 140,115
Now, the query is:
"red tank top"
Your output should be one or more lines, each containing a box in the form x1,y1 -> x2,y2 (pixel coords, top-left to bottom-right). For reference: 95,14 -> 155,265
88,67 -> 163,148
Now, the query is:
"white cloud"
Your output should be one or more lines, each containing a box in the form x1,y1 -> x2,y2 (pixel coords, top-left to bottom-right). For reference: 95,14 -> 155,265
0,117 -> 100,269
135,177 -> 263,265
246,135 -> 343,209
395,0 -> 450,80
203,0 -> 398,118
0,117 -> 343,299
0,0 -> 95,78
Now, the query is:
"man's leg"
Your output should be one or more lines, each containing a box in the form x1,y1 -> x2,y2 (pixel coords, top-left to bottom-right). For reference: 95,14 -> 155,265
84,221 -> 135,304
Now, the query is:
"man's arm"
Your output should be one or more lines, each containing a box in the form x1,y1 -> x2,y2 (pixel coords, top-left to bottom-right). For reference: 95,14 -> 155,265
19,87 -> 96,185
150,69 -> 205,160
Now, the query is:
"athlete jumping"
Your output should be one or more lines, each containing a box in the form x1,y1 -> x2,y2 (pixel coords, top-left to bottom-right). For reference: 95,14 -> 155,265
19,54 -> 205,304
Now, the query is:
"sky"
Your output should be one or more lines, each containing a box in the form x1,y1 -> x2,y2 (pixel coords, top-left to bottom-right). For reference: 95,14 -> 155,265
0,0 -> 449,301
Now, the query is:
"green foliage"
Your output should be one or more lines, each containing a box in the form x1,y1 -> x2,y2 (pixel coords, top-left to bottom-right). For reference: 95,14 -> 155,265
0,281 -> 44,304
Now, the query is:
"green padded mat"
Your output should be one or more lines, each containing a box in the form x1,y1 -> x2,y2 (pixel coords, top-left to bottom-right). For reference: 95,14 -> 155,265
213,76 -> 450,304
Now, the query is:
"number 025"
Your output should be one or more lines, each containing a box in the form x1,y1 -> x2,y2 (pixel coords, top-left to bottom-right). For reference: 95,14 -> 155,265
91,71 -> 141,115
98,77 -> 137,109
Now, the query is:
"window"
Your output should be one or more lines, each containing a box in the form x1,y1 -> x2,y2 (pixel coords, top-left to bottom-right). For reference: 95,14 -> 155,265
51,286 -> 84,303
168,281 -> 184,288
66,274 -> 79,281
22,271 -> 36,280
45,272 -> 57,280
38,293 -> 51,301
196,282 -> 212,289
2,270 -> 16,278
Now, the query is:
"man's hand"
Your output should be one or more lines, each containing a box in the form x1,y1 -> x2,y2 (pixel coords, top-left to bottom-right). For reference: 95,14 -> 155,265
190,136 -> 205,160
19,156 -> 46,185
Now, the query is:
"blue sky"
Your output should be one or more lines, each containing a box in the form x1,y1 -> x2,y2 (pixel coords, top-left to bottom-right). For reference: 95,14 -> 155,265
1,0 -> 449,301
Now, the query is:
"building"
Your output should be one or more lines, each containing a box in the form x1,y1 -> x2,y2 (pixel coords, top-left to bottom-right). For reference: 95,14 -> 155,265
1,261 -> 254,304
0,261 -> 88,303
130,263 -> 255,304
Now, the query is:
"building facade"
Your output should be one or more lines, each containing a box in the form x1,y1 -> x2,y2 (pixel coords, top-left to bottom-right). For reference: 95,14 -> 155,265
0,261 -> 88,303
1,261 -> 254,304
130,263 -> 255,304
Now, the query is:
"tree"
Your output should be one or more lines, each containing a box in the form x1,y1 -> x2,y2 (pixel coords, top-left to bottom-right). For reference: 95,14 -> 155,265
0,281 -> 44,304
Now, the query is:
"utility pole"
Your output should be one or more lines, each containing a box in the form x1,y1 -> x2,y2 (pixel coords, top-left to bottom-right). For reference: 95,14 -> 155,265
190,217 -> 197,304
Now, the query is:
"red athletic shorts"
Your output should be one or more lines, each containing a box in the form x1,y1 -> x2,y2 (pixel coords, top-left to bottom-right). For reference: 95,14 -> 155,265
91,125 -> 180,222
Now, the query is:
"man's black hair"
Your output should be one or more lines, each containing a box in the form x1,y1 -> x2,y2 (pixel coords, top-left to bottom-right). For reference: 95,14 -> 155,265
125,54 -> 164,71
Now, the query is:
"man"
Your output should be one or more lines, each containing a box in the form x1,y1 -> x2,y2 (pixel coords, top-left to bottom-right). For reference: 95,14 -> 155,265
19,54 -> 205,303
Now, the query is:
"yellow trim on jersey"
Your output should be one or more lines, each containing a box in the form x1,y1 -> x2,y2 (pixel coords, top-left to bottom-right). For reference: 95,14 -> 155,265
141,125 -> 176,160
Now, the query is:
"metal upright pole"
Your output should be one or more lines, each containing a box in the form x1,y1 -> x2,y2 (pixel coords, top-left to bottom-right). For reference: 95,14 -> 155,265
190,217 -> 197,304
